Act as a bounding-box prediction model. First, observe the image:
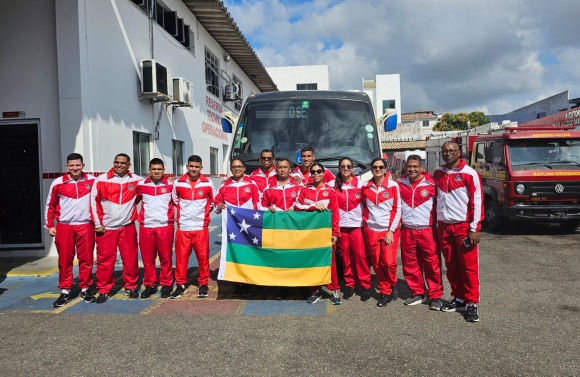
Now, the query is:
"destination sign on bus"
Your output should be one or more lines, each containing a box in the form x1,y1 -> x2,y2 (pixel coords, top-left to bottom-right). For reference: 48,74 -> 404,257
255,104 -> 309,119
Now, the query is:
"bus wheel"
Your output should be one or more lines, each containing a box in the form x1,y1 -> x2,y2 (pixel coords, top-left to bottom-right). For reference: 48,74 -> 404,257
485,198 -> 505,231
559,220 -> 580,233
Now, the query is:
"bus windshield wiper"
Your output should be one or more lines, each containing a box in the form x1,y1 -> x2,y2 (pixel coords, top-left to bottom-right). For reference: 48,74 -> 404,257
551,160 -> 580,167
512,162 -> 553,169
314,157 -> 367,169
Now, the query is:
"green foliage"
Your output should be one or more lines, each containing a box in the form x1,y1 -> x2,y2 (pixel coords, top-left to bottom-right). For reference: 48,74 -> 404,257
433,111 -> 490,131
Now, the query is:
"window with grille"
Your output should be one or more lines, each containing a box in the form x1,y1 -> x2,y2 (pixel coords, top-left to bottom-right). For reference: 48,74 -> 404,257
205,48 -> 220,98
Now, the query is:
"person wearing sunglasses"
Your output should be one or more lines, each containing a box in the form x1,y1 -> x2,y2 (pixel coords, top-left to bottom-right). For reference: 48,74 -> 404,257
291,146 -> 335,186
249,149 -> 278,194
361,157 -> 401,307
396,155 -> 443,310
214,159 -> 260,297
434,142 -> 483,322
328,157 -> 372,301
295,162 -> 341,305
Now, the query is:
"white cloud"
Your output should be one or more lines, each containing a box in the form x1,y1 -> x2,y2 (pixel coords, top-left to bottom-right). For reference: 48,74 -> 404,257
224,0 -> 580,114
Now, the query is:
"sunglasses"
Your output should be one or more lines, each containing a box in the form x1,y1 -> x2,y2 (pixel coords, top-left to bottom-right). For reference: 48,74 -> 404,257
340,165 -> 353,169
260,157 -> 274,161
310,169 -> 324,175
371,165 -> 385,170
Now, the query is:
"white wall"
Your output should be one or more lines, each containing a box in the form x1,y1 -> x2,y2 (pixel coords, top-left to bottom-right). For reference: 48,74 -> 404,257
266,65 -> 329,91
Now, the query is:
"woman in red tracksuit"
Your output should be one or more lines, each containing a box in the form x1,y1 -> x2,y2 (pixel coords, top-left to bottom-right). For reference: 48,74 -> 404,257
295,162 -> 341,305
214,158 -> 260,296
330,157 -> 372,301
361,157 -> 402,307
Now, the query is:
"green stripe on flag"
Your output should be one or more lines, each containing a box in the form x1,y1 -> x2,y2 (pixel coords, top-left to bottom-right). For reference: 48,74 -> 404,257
226,243 -> 332,268
262,210 -> 331,231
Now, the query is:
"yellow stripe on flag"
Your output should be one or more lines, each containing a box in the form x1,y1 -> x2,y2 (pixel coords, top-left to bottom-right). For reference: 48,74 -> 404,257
222,261 -> 331,287
262,228 -> 332,250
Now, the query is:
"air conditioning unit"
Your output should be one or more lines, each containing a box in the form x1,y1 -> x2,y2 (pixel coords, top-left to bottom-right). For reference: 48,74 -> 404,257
140,59 -> 172,102
172,77 -> 193,106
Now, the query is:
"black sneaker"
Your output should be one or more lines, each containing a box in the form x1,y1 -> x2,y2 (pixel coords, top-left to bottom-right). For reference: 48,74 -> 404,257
231,285 -> 243,297
391,286 -> 398,301
466,304 -> 480,322
307,290 -> 322,304
96,293 -> 109,304
429,298 -> 442,311
125,289 -> 139,299
276,287 -> 289,301
241,285 -> 252,297
377,293 -> 391,307
331,290 -> 342,305
360,288 -> 372,302
343,286 -> 355,300
53,293 -> 71,307
80,290 -> 96,303
404,295 -> 426,306
170,285 -> 186,299
140,286 -> 157,298
441,299 -> 467,312
160,286 -> 172,298
198,285 -> 209,298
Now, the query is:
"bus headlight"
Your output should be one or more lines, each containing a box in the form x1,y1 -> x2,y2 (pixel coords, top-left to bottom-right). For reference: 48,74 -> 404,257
515,183 -> 526,194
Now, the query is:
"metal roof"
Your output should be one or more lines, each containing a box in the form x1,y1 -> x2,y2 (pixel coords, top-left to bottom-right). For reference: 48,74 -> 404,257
181,0 -> 277,92
243,90 -> 373,104
381,140 -> 426,150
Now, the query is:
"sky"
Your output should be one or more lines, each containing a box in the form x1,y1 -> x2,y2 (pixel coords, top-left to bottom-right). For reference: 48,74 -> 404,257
222,0 -> 580,115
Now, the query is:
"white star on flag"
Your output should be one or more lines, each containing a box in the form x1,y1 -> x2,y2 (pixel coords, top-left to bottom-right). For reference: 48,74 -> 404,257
252,237 -> 259,245
229,208 -> 236,216
229,232 -> 236,240
253,212 -> 261,220
238,219 -> 251,233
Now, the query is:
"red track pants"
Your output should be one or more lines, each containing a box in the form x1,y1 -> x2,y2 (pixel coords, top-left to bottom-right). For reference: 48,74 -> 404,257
337,227 -> 371,289
312,244 -> 340,292
364,227 -> 400,295
437,221 -> 480,304
95,223 -> 139,294
139,225 -> 174,288
54,223 -> 95,290
175,228 -> 210,286
400,226 -> 443,299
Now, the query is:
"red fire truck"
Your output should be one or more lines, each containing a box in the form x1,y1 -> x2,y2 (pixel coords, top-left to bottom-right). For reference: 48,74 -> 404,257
426,110 -> 580,232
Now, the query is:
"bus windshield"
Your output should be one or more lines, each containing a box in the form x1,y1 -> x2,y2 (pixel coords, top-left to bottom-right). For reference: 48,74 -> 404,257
508,139 -> 580,171
232,98 -> 380,167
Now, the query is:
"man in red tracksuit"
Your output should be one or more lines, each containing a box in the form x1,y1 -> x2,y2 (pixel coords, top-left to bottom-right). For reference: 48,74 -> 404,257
45,153 -> 96,307
291,146 -> 335,185
397,155 -> 443,310
171,155 -> 216,299
259,158 -> 302,212
90,153 -> 143,303
136,158 -> 175,299
434,142 -> 484,322
249,149 -> 278,195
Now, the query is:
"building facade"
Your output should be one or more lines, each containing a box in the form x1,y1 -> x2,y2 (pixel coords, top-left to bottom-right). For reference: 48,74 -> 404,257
266,65 -> 330,91
362,74 -> 401,125
0,0 -> 276,256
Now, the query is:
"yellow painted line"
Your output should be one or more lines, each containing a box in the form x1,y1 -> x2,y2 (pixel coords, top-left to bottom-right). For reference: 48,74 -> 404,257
4,267 -> 59,277
326,297 -> 336,314
234,301 -> 248,315
31,292 -> 61,300
140,298 -> 166,315
53,296 -> 84,313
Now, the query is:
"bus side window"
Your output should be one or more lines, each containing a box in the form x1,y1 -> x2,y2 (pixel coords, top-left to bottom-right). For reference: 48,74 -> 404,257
491,141 -> 504,164
476,143 -> 485,163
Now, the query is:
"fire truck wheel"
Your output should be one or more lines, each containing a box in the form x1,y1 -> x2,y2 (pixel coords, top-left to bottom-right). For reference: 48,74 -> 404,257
559,220 -> 580,233
485,198 -> 505,231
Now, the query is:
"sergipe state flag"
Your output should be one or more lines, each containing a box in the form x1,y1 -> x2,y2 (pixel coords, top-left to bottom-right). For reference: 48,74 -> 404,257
218,206 -> 332,286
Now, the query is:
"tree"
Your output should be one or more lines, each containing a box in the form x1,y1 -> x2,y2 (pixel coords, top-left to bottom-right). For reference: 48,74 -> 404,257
433,111 -> 490,131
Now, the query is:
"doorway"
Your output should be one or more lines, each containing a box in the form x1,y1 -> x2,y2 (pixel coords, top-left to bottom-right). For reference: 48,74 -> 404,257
0,120 -> 43,248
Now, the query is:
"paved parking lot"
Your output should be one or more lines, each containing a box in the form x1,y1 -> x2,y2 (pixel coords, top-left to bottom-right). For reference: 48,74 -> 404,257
0,220 -> 579,376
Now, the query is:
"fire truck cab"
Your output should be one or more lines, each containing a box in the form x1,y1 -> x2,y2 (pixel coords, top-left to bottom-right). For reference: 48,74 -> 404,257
470,125 -> 580,232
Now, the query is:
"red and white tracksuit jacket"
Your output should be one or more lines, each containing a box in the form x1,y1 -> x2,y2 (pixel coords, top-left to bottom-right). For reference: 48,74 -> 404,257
397,173 -> 442,299
259,180 -> 302,211
45,172 -> 96,290
172,174 -> 216,286
90,169 -> 143,294
295,184 -> 340,291
434,159 -> 484,304
327,176 -> 371,290
361,175 -> 401,295
291,167 -> 335,186
214,175 -> 260,212
249,167 -> 278,194
136,177 -> 175,288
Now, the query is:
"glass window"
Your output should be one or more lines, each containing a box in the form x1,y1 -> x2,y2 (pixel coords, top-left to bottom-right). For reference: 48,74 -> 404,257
172,140 -> 184,176
476,143 -> 485,162
133,132 -> 151,176
205,48 -> 220,98
296,83 -> 318,90
491,141 -> 504,164
382,100 -> 396,113
210,147 -> 219,176
422,120 -> 430,127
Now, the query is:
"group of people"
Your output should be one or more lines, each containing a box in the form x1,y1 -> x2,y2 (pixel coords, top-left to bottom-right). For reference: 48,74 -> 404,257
46,143 -> 483,322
